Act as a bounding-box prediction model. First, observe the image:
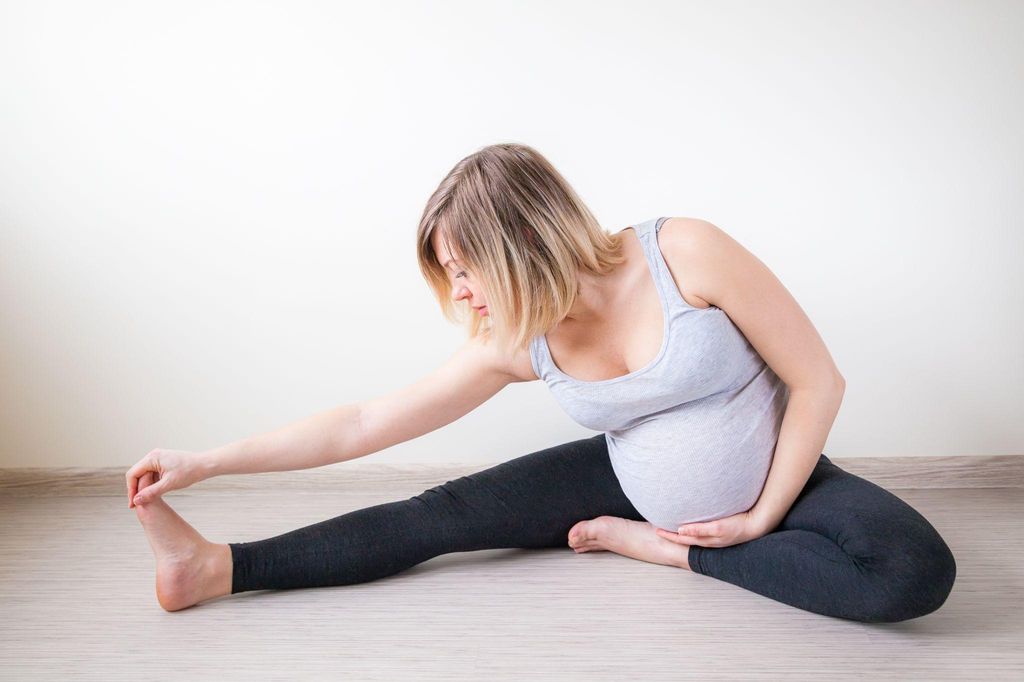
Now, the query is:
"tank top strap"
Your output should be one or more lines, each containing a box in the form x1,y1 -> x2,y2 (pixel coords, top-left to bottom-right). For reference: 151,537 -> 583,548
636,216 -> 698,312
531,215 -> 698,384
529,333 -> 552,381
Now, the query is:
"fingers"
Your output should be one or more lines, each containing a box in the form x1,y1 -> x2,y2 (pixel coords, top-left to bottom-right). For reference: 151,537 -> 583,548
656,527 -> 716,547
655,528 -> 691,545
126,456 -> 150,508
134,471 -> 156,506
127,468 -> 153,509
126,451 -> 160,509
679,523 -> 717,537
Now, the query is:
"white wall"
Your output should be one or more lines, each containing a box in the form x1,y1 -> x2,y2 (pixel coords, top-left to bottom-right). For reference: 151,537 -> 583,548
1,0 -> 1021,468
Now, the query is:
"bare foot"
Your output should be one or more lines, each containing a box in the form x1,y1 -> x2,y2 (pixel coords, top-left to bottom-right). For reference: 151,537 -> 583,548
133,496 -> 232,611
568,516 -> 692,571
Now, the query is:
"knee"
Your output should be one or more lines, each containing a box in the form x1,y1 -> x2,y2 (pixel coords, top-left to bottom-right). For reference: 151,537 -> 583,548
862,534 -> 957,623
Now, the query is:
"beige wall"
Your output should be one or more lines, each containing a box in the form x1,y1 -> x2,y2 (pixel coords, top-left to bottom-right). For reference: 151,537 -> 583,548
1,1 -> 1021,468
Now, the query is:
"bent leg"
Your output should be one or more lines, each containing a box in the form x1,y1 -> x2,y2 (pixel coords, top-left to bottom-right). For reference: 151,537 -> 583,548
687,455 -> 957,623
229,434 -> 645,593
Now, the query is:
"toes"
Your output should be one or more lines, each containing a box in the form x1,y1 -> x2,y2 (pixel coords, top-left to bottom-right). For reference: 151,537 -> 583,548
569,520 -> 597,539
573,540 -> 603,554
133,501 -> 154,521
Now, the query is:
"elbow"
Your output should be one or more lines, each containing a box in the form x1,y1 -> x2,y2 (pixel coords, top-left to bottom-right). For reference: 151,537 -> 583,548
789,372 -> 845,394
825,373 -> 846,398
823,366 -> 846,392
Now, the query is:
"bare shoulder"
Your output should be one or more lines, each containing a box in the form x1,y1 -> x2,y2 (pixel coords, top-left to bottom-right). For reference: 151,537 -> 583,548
472,330 -> 539,383
655,217 -> 721,309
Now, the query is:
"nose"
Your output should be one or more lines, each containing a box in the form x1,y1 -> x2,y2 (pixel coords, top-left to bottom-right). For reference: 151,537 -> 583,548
451,282 -> 471,303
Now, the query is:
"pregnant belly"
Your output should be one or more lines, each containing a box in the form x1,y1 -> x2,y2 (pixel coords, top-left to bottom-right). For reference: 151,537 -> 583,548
607,439 -> 775,531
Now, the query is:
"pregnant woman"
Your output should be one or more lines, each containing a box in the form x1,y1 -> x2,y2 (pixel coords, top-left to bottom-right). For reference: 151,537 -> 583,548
127,143 -> 956,622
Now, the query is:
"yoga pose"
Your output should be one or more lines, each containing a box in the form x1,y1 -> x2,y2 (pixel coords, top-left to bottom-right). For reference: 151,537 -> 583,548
127,143 -> 956,621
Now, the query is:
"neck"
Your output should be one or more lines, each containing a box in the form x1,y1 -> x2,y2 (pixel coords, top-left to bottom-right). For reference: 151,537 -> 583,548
561,227 -> 634,325
563,269 -> 618,324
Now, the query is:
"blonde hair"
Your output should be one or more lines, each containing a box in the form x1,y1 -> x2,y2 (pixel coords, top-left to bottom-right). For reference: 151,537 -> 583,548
416,142 -> 627,356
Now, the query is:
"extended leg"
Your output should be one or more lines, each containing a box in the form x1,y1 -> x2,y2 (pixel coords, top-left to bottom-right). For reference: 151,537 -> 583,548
687,454 -> 957,623
229,434 -> 647,593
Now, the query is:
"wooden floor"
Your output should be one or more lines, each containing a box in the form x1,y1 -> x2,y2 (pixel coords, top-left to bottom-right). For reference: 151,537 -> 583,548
1,459 -> 1022,680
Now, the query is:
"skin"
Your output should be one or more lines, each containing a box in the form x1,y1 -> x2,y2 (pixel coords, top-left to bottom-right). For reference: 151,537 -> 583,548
132,471 -> 234,612
133,221 -> 705,611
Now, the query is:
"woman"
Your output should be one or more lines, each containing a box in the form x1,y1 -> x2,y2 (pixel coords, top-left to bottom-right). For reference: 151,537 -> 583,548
127,143 -> 956,621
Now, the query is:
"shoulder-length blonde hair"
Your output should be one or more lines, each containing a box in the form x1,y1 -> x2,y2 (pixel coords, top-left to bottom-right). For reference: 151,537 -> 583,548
416,142 -> 627,356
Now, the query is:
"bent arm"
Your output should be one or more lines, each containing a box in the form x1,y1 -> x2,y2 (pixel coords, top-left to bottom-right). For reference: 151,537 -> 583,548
750,378 -> 846,533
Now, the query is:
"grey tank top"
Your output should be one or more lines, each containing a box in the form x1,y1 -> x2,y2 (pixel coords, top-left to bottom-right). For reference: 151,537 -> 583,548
529,216 -> 790,531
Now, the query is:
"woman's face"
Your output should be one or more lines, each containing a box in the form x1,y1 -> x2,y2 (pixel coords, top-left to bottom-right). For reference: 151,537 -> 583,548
431,231 -> 490,316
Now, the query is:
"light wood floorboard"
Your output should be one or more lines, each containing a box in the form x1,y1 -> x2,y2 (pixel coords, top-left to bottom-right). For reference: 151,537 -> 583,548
0,464 -> 1021,680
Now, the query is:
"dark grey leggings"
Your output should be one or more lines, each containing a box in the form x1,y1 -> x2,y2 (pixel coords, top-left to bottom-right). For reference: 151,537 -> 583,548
229,434 -> 957,622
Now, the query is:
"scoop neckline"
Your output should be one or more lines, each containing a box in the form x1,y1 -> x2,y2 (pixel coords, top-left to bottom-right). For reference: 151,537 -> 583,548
539,223 -> 672,386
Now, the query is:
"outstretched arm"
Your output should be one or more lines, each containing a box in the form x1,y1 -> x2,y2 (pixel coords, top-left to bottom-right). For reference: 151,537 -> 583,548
204,333 -> 515,476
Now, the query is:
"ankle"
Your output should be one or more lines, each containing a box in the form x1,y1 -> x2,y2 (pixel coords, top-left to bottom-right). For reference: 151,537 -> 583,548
202,543 -> 234,600
679,545 -> 693,572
